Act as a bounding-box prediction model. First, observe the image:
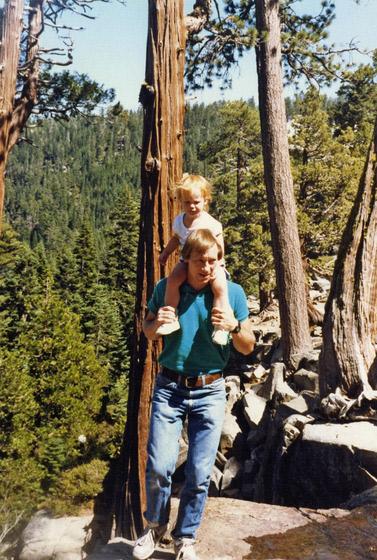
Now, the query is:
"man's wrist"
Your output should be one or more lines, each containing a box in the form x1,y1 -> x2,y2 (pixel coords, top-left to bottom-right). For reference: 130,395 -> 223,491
231,319 -> 241,334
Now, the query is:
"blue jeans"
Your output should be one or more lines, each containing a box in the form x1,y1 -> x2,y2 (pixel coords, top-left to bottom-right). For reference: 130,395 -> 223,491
145,373 -> 226,539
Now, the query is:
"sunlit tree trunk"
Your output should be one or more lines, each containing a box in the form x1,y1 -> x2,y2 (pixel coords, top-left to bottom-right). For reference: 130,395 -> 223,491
0,0 -> 24,226
116,0 -> 186,539
0,0 -> 42,228
319,118 -> 377,398
255,0 -> 312,369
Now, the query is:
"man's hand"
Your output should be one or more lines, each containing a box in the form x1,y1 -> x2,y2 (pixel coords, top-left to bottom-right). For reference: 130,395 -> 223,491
211,306 -> 238,332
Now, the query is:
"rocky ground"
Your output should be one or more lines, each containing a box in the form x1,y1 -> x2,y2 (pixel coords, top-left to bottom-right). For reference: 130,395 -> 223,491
19,496 -> 377,559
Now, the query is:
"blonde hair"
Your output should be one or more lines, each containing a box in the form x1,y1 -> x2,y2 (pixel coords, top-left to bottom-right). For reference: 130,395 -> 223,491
181,229 -> 223,261
175,173 -> 212,203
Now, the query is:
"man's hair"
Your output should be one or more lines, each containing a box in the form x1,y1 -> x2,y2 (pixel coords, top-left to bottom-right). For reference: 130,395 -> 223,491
175,173 -> 212,203
181,229 -> 223,261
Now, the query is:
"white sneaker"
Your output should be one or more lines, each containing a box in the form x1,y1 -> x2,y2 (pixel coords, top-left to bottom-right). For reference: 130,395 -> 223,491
174,538 -> 198,560
132,524 -> 167,560
212,328 -> 229,346
156,318 -> 180,336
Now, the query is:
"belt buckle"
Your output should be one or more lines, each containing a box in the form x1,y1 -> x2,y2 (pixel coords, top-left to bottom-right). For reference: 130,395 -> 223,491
185,376 -> 199,388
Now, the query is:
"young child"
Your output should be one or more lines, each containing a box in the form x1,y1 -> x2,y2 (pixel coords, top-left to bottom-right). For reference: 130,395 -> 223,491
157,174 -> 230,345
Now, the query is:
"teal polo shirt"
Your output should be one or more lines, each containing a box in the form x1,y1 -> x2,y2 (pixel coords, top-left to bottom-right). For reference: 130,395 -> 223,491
147,279 -> 249,375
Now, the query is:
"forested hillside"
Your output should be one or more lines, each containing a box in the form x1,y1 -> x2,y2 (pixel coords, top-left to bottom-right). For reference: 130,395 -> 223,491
0,79 -> 374,535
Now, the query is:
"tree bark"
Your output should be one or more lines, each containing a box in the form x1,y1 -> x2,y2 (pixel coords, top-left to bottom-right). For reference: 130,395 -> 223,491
116,0 -> 186,539
255,0 -> 312,369
319,118 -> 377,398
0,0 -> 42,228
0,0 -> 24,226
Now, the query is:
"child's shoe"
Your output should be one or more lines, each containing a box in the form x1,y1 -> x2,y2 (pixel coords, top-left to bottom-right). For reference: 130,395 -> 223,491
212,328 -> 229,346
156,318 -> 180,336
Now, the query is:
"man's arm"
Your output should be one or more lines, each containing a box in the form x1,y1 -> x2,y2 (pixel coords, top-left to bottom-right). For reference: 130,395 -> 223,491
211,307 -> 255,355
143,306 -> 177,340
230,318 -> 256,355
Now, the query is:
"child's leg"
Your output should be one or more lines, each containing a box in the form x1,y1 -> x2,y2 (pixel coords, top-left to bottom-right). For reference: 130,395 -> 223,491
156,262 -> 187,336
210,266 -> 231,345
211,265 -> 230,311
164,261 -> 188,309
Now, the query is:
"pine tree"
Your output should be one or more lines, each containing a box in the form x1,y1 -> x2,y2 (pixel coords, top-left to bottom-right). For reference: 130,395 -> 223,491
0,224 -> 42,348
290,87 -> 365,258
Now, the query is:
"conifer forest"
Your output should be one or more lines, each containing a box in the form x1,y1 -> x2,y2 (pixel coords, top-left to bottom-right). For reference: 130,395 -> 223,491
1,0 -> 377,552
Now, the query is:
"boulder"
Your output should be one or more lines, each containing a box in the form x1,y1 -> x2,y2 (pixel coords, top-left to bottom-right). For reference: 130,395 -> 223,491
224,375 -> 241,412
293,368 -> 319,393
220,412 -> 242,455
208,465 -> 222,497
242,390 -> 267,428
312,276 -> 331,292
282,421 -> 377,508
19,511 -> 92,560
220,457 -> 243,497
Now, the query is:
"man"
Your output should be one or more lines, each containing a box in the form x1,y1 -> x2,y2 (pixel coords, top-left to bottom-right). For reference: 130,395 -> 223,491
133,229 -> 255,560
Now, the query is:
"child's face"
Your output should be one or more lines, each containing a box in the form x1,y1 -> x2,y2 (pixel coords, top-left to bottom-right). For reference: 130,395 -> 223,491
181,188 -> 206,217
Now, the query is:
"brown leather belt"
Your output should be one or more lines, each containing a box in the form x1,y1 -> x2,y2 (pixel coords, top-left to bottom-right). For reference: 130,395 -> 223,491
161,367 -> 223,389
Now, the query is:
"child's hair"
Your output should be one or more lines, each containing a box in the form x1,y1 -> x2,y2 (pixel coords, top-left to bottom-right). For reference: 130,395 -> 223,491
175,173 -> 212,203
181,229 -> 223,261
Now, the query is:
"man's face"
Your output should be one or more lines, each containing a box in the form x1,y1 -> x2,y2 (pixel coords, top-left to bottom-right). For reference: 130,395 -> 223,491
186,244 -> 219,289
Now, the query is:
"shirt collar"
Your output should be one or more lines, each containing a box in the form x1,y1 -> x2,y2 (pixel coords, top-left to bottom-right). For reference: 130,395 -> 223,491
181,281 -> 212,295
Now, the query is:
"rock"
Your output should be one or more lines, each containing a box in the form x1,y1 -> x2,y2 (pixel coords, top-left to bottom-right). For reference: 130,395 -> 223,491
312,276 -> 331,292
220,457 -> 243,497
312,335 -> 323,349
215,450 -> 227,470
257,362 -> 284,400
298,351 -> 320,372
282,421 -> 377,508
19,511 -> 92,560
258,363 -> 297,403
309,289 -> 322,300
242,390 -> 267,428
247,295 -> 260,314
252,363 -> 267,380
344,485 -> 377,509
278,394 -> 311,416
208,465 -> 222,497
224,375 -> 241,412
220,412 -> 242,455
89,497 -> 376,560
293,368 -> 320,393
246,424 -> 268,450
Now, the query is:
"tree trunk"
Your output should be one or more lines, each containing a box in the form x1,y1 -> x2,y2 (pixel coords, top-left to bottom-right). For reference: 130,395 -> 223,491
0,0 -> 42,228
116,0 -> 186,539
319,118 -> 377,398
0,0 -> 24,226
255,0 -> 312,369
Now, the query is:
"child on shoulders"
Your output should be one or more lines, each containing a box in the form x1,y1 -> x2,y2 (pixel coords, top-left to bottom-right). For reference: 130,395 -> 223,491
157,174 -> 230,345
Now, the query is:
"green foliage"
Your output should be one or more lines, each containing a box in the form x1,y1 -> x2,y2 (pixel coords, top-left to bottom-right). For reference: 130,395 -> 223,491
0,225 -> 43,348
37,70 -> 115,121
186,1 -> 345,90
5,110 -> 142,254
333,55 -> 377,132
290,87 -> 365,256
44,459 -> 109,515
